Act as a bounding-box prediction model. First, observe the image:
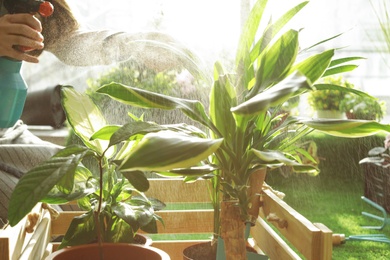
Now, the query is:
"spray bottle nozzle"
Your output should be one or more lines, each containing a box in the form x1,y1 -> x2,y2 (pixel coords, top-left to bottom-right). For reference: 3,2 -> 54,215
4,0 -> 54,52
4,0 -> 54,17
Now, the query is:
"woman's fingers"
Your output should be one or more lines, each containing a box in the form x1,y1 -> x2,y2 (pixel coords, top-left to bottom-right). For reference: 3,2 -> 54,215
0,14 -> 43,62
6,13 -> 42,32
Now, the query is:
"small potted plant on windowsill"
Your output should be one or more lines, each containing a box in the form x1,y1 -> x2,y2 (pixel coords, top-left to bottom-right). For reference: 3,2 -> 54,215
307,76 -> 355,119
7,86 -> 222,259
341,93 -> 386,121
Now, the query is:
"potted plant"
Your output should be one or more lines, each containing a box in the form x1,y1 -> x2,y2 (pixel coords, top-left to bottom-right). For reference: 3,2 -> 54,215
341,92 -> 386,121
7,86 -> 222,258
307,76 -> 356,119
93,0 -> 390,259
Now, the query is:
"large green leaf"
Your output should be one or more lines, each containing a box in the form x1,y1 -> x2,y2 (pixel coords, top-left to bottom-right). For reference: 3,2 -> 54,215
300,119 -> 390,137
231,72 -> 311,117
108,219 -> 134,243
119,131 -> 223,171
250,29 -> 299,95
121,171 -> 150,192
322,65 -> 359,77
61,86 -> 109,155
96,83 -> 214,130
252,149 -> 319,175
248,1 -> 308,65
156,164 -> 218,178
43,165 -> 98,204
112,201 -> 154,233
313,83 -> 375,99
209,72 -> 236,140
90,121 -> 168,148
292,49 -> 334,83
59,211 -> 96,249
8,146 -> 90,226
236,0 -> 268,65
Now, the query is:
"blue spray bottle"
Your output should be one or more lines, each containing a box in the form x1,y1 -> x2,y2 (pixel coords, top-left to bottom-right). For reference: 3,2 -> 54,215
0,58 -> 28,128
0,0 -> 54,128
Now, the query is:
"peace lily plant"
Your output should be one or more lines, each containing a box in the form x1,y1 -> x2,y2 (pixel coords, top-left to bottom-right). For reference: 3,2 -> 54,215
94,0 -> 390,259
7,0 -> 390,259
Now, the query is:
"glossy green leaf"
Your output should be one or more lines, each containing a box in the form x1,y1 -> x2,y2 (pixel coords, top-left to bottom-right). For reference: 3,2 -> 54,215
156,164 -> 219,177
120,131 -> 223,171
140,217 -> 158,234
248,1 -> 308,64
252,149 -> 319,175
121,171 -> 150,192
108,122 -> 167,147
61,86 -> 110,156
112,201 -> 154,232
89,125 -> 121,141
8,146 -> 90,226
236,0 -> 267,90
328,57 -> 365,67
209,73 -> 236,139
251,29 -> 299,95
300,119 -> 390,137
322,65 -> 359,77
292,49 -> 334,83
108,219 -> 134,243
96,83 -> 213,130
313,83 -> 374,99
231,73 -> 311,116
59,210 -> 96,249
43,165 -> 98,204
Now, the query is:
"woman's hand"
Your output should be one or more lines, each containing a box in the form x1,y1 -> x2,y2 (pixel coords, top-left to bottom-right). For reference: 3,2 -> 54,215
0,13 -> 44,63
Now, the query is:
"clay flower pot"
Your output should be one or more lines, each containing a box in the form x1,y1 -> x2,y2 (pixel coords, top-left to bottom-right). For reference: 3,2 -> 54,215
47,243 -> 170,260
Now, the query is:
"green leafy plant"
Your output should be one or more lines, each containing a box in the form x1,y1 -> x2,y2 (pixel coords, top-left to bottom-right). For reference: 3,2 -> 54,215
307,76 -> 355,112
92,0 -> 390,258
341,93 -> 386,121
7,86 -> 222,249
8,0 -> 390,259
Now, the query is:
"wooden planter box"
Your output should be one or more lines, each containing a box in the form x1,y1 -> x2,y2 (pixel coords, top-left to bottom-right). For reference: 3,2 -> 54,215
363,164 -> 390,213
1,179 -> 333,260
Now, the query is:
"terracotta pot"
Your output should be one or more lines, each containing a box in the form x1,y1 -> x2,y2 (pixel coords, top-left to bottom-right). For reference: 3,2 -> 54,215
183,241 -> 215,260
47,243 -> 170,260
182,241 -> 261,260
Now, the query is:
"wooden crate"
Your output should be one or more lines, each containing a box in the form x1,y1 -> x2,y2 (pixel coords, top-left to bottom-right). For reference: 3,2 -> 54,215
0,179 -> 333,260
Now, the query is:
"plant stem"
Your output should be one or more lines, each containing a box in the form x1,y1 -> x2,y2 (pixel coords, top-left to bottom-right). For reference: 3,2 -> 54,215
95,157 -> 104,259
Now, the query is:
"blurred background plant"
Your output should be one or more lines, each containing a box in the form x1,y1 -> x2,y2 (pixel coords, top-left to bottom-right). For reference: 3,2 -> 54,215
86,61 -> 209,126
307,76 -> 355,113
341,92 -> 386,121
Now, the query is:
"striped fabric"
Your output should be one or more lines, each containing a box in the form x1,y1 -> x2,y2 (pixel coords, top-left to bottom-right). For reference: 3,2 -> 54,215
0,121 -> 62,228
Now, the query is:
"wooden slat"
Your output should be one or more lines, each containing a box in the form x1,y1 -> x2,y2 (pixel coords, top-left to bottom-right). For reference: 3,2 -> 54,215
260,189 -> 322,260
147,179 -> 210,203
52,210 -> 214,236
51,211 -> 84,236
251,217 -> 301,260
0,236 -> 9,260
157,210 -> 214,234
314,223 -> 333,260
